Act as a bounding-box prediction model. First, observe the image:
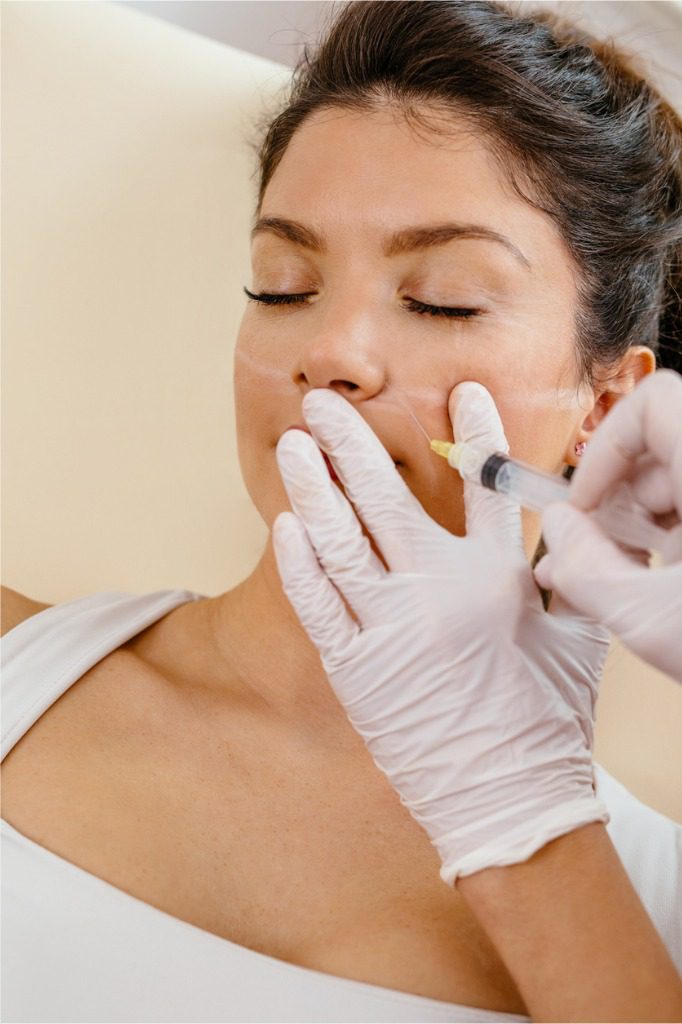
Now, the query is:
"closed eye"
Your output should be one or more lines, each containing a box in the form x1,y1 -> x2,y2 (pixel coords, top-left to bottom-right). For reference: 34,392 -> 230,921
243,287 -> 479,319
243,287 -> 312,307
402,298 -> 479,319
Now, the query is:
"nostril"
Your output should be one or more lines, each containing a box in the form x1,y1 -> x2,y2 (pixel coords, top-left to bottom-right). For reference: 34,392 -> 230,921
329,380 -> 359,392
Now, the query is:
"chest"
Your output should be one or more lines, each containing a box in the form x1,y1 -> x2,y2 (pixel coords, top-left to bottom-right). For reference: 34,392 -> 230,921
1,648 -> 527,1015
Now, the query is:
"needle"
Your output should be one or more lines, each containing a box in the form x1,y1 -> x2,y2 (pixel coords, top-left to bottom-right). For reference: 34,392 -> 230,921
391,388 -> 433,444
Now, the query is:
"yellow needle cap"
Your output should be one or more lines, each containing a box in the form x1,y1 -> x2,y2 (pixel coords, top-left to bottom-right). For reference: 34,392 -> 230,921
430,439 -> 454,460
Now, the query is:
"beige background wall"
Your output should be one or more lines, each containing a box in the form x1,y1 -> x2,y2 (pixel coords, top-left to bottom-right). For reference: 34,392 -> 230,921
2,0 -> 280,599
2,0 -> 681,823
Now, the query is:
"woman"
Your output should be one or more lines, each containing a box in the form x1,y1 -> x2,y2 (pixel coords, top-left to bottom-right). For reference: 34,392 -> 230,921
2,1 -> 681,1021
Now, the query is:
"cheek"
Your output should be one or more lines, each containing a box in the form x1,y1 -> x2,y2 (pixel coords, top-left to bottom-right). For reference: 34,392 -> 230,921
233,327 -> 303,526
234,326 -> 289,406
233,324 -> 292,443
491,379 -> 589,473
462,323 -> 587,472
398,361 -> 585,556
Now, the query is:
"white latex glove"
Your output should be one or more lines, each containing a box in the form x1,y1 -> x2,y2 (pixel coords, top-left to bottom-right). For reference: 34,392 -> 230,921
535,370 -> 682,683
272,383 -> 610,885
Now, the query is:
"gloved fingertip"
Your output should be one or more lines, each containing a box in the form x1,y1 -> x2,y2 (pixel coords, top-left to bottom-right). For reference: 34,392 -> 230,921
273,509 -> 300,537
447,381 -> 491,423
275,426 -> 313,466
302,387 -> 349,436
533,553 -> 553,590
275,430 -> 330,502
272,510 -> 308,559
302,386 -> 328,420
448,382 -> 509,453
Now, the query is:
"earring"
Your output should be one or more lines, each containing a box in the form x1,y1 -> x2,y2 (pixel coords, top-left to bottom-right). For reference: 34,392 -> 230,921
574,441 -> 587,457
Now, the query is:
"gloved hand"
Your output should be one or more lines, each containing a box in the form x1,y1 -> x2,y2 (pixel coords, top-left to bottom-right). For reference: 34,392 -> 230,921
535,370 -> 682,683
272,382 -> 610,885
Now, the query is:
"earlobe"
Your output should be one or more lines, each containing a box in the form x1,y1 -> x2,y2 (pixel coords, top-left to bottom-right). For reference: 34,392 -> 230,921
564,391 -> 611,466
564,345 -> 656,466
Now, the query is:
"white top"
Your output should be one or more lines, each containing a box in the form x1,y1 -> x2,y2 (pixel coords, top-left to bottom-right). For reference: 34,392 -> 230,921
2,590 -> 680,1023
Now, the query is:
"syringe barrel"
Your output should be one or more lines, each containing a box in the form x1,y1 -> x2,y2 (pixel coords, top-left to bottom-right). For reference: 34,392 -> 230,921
481,454 -> 570,511
451,443 -> 670,552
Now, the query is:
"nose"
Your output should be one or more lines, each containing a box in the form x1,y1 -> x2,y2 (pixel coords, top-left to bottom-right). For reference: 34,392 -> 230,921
293,305 -> 387,403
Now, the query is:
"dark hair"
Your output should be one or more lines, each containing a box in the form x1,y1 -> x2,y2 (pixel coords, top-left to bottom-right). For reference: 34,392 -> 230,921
250,0 -> 682,380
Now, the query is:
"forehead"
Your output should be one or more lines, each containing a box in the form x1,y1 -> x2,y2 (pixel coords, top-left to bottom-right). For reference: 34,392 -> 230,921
259,106 -> 554,252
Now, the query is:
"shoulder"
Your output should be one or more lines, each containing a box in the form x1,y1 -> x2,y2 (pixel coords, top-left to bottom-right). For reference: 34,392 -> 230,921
1,586 -> 53,638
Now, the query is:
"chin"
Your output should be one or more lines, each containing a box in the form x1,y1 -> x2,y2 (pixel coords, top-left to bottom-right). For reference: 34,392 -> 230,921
262,480 -> 301,532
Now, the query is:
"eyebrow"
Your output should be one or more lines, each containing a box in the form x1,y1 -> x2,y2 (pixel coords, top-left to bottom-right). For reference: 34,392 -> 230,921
251,216 -> 531,269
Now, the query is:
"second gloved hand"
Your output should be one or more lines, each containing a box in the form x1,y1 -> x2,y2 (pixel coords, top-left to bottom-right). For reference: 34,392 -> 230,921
535,371 -> 682,683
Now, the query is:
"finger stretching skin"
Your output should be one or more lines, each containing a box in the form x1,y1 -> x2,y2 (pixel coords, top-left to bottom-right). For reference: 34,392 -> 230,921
449,381 -> 509,454
448,381 -> 524,549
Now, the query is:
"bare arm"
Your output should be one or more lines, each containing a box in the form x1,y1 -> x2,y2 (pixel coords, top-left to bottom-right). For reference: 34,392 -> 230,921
456,822 -> 682,1023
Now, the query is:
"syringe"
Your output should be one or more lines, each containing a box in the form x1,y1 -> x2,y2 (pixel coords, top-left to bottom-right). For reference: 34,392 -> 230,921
430,438 -> 672,554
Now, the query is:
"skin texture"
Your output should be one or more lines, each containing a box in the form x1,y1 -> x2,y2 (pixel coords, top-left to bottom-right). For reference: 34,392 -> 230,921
236,105 -> 654,545
156,103 -> 654,722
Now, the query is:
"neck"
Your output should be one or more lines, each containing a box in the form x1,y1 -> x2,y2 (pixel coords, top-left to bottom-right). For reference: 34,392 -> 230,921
163,520 -> 542,722
196,533 -> 344,723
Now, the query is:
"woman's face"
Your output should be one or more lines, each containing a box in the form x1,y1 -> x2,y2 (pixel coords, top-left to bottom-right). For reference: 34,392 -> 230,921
235,105 -> 592,553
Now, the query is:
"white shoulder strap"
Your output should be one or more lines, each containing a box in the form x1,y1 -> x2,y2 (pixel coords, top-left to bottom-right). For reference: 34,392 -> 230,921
1,590 -> 202,761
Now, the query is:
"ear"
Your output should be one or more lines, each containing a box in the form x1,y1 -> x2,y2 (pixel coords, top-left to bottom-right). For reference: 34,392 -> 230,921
565,345 -> 656,467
